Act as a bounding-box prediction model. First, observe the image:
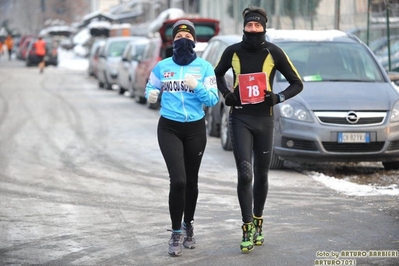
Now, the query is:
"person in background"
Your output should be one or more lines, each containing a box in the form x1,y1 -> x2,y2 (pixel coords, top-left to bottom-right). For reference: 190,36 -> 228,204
4,34 -> 14,61
0,40 -> 3,59
214,5 -> 303,253
145,19 -> 219,257
33,36 -> 46,73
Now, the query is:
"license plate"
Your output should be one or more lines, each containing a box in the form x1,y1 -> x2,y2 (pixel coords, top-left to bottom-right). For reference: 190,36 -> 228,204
338,132 -> 370,143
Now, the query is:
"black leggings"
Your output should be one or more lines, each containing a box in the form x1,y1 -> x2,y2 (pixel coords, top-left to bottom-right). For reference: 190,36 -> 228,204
229,113 -> 274,223
157,116 -> 206,230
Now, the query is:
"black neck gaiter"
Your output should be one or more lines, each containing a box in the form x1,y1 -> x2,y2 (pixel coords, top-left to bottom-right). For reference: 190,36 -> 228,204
172,38 -> 197,66
242,31 -> 267,52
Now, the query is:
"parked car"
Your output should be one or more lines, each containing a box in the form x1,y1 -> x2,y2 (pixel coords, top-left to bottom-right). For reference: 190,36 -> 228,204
88,38 -> 106,77
203,30 -> 399,170
200,34 -> 240,142
117,37 -> 149,96
133,17 -> 220,109
131,36 -> 162,106
97,36 -> 142,90
158,17 -> 220,58
25,37 -> 58,67
16,35 -> 34,60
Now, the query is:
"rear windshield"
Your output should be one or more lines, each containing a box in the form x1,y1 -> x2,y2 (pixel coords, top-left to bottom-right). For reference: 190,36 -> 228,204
163,24 -> 216,43
277,42 -> 385,82
135,43 -> 147,56
108,41 -> 130,57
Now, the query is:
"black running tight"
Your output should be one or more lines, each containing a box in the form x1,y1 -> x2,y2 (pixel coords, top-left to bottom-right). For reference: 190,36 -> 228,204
229,113 -> 274,223
157,116 -> 207,230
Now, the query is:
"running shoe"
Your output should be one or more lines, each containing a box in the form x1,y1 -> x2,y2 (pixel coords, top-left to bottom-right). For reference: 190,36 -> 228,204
253,216 -> 264,246
168,230 -> 183,256
240,223 -> 255,253
182,221 -> 196,249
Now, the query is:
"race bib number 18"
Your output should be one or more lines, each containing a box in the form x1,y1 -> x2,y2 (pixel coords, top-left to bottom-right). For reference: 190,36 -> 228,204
238,72 -> 268,104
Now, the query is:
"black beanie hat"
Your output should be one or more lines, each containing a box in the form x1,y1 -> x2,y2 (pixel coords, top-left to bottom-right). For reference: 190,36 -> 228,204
172,20 -> 196,41
243,11 -> 267,30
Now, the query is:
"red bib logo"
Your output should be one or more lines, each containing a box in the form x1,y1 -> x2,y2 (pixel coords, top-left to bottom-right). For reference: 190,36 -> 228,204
238,72 -> 268,104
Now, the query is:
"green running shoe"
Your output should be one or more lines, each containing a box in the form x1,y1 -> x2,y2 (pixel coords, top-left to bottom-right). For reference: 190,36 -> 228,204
253,216 -> 264,246
240,223 -> 255,253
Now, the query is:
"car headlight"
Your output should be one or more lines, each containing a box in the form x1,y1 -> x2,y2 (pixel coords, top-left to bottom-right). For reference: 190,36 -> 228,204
390,100 -> 399,122
279,101 -> 313,122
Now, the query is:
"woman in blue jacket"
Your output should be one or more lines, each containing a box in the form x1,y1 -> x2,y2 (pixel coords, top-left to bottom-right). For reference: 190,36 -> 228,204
145,19 -> 218,257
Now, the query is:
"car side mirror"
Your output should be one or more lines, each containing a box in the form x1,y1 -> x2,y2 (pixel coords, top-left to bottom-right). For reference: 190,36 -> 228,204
133,55 -> 142,62
388,71 -> 399,85
388,71 -> 399,83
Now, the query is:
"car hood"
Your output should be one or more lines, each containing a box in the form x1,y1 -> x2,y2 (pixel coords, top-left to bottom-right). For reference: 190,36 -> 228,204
275,81 -> 399,110
107,57 -> 122,63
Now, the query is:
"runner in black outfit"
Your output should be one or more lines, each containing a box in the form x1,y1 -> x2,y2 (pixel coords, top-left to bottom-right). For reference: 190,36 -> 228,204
214,5 -> 303,253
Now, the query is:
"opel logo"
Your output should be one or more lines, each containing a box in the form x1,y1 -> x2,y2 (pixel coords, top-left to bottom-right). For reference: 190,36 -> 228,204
346,111 -> 359,124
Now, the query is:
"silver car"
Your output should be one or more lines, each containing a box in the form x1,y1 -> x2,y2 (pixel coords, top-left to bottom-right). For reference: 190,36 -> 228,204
117,37 -> 149,96
202,30 -> 399,170
87,38 -> 105,78
97,36 -> 145,90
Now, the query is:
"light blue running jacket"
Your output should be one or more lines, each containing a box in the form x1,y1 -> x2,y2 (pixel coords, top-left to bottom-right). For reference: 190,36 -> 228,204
145,57 -> 219,122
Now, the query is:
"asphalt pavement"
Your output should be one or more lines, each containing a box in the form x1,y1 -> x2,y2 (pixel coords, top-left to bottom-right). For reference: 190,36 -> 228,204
0,58 -> 398,266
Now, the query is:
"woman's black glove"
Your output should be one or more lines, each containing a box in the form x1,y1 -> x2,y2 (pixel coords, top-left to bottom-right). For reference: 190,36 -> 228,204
223,91 -> 238,106
264,90 -> 280,106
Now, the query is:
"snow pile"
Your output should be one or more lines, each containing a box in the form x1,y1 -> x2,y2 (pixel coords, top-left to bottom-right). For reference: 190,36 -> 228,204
309,171 -> 399,196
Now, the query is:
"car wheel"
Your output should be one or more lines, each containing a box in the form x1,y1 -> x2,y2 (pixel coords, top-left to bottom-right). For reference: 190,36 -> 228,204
105,81 -> 112,90
118,86 -> 126,95
147,101 -> 160,110
269,150 -> 284,170
382,161 -> 399,170
220,109 -> 232,151
98,81 -> 104,88
205,107 -> 220,137
135,94 -> 147,104
104,72 -> 112,90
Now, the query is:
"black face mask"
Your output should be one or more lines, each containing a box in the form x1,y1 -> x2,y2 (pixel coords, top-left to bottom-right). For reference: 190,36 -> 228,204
172,38 -> 197,66
242,31 -> 266,51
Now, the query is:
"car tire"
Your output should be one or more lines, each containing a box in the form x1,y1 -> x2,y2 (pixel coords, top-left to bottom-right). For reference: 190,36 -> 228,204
205,107 -> 220,137
118,86 -> 126,95
147,101 -> 160,110
135,95 -> 146,104
382,161 -> 399,170
99,81 -> 104,88
104,72 -> 113,90
220,109 -> 232,151
269,151 -> 284,170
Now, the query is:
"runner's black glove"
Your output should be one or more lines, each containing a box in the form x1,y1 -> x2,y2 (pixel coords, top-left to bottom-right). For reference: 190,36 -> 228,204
264,90 -> 280,106
223,91 -> 238,106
